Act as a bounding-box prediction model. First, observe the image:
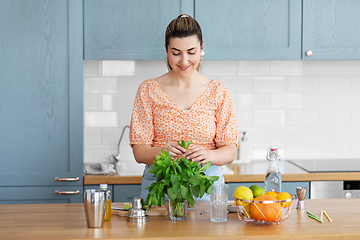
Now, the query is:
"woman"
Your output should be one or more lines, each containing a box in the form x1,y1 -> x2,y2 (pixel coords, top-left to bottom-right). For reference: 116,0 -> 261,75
129,14 -> 238,201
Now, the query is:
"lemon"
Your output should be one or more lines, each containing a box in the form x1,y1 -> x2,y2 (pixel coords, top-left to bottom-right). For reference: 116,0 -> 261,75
124,203 -> 132,210
276,192 -> 292,208
265,191 -> 278,198
233,186 -> 253,207
252,187 -> 265,198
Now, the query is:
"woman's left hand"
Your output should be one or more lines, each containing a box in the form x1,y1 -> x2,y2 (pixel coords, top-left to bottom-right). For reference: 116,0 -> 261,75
184,145 -> 213,165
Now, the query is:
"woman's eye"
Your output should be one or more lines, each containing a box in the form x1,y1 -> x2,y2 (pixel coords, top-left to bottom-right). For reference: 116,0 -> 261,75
172,53 -> 180,56
188,52 -> 196,55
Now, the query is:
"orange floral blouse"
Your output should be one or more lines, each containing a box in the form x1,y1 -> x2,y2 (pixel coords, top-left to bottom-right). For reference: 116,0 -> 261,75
129,79 -> 238,150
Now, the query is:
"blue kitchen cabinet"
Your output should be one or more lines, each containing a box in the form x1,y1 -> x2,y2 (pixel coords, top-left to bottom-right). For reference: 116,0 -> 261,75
0,0 -> 83,203
227,182 -> 310,200
303,0 -> 360,60
113,184 -> 142,202
195,0 -> 302,60
84,0 -> 194,60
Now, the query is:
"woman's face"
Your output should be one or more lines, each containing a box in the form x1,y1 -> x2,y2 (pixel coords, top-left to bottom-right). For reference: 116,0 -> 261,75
166,35 -> 203,77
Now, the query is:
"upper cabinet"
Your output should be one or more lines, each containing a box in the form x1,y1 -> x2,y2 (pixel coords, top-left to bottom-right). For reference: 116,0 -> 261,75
84,0 -> 360,60
302,0 -> 360,60
84,0 -> 194,60
195,0 -> 301,60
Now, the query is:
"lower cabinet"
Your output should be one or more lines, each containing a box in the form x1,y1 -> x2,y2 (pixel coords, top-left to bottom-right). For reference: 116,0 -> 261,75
0,186 -> 83,204
113,185 -> 142,202
227,182 -> 310,200
84,184 -> 142,202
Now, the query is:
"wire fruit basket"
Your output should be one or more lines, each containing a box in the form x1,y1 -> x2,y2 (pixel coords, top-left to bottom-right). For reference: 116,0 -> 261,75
233,194 -> 295,225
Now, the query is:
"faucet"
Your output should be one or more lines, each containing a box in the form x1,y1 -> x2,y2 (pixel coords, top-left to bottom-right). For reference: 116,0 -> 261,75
110,125 -> 130,162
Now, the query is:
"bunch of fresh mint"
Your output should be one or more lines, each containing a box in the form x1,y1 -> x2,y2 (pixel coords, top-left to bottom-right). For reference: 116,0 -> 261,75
144,140 -> 219,209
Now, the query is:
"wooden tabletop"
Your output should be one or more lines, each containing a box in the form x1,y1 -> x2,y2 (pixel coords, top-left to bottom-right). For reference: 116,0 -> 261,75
1,199 -> 360,240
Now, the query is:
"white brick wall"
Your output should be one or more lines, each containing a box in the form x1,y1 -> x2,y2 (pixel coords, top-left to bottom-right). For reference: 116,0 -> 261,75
84,60 -> 360,163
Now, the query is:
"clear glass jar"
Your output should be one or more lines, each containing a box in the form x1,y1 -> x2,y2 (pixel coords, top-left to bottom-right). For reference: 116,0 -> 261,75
99,184 -> 111,221
169,198 -> 188,221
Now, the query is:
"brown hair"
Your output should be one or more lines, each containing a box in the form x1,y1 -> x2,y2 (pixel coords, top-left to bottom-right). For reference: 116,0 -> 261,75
165,14 -> 203,71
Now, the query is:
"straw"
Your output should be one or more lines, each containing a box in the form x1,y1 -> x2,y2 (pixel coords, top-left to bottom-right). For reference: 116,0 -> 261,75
320,210 -> 323,222
307,211 -> 323,223
323,211 -> 332,222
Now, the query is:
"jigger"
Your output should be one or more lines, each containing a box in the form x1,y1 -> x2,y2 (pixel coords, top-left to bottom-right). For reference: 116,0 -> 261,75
296,187 -> 307,210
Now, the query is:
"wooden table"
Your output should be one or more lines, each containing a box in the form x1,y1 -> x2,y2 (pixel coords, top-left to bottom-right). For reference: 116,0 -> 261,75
1,199 -> 360,239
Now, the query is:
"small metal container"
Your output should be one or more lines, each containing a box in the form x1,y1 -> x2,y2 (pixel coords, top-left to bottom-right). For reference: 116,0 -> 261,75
126,197 -> 149,223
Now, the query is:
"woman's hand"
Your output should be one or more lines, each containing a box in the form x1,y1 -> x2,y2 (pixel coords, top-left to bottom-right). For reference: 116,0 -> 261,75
184,145 -> 213,165
162,141 -> 187,161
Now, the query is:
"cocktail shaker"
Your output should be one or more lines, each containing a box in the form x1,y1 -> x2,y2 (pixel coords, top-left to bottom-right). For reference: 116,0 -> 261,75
84,189 -> 106,228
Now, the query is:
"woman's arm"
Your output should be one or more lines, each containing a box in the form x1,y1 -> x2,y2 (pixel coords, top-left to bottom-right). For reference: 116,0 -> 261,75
184,143 -> 237,166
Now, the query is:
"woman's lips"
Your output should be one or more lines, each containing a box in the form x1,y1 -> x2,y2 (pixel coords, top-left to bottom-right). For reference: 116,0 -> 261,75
178,64 -> 191,70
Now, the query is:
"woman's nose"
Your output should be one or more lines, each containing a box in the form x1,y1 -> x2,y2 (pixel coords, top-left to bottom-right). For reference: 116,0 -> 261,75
180,54 -> 188,64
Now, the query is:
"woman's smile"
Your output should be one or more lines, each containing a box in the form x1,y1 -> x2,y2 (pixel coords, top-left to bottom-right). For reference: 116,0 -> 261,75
177,64 -> 192,70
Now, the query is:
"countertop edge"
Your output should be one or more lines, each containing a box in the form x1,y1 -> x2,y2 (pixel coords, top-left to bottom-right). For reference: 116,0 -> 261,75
84,172 -> 360,185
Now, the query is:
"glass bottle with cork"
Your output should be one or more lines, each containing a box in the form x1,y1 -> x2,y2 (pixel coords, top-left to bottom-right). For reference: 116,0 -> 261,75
264,146 -> 282,192
100,184 -> 112,221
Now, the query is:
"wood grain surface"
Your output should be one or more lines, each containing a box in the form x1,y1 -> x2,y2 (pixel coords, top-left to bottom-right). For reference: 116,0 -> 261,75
1,199 -> 360,240
84,172 -> 360,185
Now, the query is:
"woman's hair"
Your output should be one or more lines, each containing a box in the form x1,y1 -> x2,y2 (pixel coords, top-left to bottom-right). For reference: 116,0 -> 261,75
165,14 -> 203,71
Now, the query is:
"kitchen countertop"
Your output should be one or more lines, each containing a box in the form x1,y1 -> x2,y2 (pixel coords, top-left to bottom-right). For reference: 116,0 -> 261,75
1,199 -> 360,240
84,161 -> 360,185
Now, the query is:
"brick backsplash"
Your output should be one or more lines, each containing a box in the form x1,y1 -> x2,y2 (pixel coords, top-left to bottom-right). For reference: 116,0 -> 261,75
83,60 -> 360,163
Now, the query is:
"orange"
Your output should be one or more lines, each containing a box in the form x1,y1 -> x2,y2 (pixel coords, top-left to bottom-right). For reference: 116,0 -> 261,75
265,191 -> 278,198
250,195 -> 282,222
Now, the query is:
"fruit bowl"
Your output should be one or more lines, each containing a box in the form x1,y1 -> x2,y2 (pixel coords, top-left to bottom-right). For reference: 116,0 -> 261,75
233,194 -> 295,225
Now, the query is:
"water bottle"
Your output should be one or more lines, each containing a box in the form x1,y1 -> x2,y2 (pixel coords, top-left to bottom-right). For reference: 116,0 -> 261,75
264,146 -> 282,192
100,184 -> 112,221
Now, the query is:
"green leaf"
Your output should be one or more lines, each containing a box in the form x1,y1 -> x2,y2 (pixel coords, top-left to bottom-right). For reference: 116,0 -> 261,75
170,175 -> 179,186
172,183 -> 180,195
167,188 -> 177,200
180,185 -> 188,199
199,184 -> 205,197
187,192 -> 195,206
185,140 -> 193,149
200,161 -> 211,171
188,175 -> 202,186
209,175 -> 220,183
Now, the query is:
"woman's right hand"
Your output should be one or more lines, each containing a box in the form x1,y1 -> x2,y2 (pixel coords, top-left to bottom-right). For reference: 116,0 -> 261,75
162,141 -> 187,160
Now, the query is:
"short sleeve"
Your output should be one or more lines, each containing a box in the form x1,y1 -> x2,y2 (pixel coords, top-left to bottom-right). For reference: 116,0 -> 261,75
214,84 -> 238,147
129,81 -> 154,146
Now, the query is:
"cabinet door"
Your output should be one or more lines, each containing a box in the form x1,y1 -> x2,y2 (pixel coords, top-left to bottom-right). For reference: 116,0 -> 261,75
84,0 -> 194,60
195,0 -> 301,60
303,0 -> 360,59
0,1 -> 83,187
113,185 -> 141,202
0,186 -> 83,204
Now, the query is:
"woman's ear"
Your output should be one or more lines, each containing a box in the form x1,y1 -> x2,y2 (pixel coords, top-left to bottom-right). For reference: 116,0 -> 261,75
164,43 -> 168,53
201,42 -> 204,50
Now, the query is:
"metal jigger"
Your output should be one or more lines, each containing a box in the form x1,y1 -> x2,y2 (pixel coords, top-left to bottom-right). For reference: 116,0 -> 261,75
296,187 -> 307,210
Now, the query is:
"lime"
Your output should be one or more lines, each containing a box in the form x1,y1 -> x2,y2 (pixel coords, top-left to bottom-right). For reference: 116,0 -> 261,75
124,203 -> 132,210
252,187 -> 265,198
233,186 -> 253,207
249,185 -> 260,192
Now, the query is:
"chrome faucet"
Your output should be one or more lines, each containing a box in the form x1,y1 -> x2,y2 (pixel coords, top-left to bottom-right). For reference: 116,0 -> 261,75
110,125 -> 130,162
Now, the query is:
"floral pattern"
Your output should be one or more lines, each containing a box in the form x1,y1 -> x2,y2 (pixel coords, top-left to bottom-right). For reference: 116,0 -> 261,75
129,78 -> 238,150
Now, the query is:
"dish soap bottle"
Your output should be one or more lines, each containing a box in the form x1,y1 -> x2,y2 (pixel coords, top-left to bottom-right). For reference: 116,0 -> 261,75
264,146 -> 282,192
100,184 -> 111,221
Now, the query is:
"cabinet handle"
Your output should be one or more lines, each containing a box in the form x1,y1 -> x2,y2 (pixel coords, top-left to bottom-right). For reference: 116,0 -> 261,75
55,177 -> 80,182
55,190 -> 80,195
306,50 -> 313,57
